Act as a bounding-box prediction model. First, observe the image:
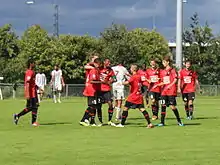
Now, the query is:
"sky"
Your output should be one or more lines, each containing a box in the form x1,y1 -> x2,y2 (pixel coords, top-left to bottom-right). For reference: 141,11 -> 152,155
0,0 -> 219,41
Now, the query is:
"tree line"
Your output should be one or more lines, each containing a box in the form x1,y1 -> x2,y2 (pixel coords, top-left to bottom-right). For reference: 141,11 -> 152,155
0,13 -> 219,84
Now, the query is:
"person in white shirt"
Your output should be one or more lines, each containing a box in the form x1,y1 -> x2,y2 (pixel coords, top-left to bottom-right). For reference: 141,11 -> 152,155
112,64 -> 130,121
35,70 -> 47,103
50,65 -> 65,103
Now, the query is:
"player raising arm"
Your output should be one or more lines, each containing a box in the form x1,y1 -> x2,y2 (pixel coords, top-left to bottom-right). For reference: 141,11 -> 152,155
80,58 -> 102,126
116,64 -> 154,128
178,60 -> 200,120
153,56 -> 184,127
13,60 -> 39,126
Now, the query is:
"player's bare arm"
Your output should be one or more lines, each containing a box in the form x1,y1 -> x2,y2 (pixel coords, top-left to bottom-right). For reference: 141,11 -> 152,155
84,62 -> 95,70
122,81 -> 129,85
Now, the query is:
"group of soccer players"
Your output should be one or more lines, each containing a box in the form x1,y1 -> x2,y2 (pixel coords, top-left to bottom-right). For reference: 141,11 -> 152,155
80,54 -> 200,128
13,61 -> 65,126
13,53 -> 200,128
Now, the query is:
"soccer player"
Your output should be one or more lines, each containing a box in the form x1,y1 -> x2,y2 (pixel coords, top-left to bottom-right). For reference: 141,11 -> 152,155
50,65 -> 65,103
112,64 -> 130,121
80,58 -> 102,126
99,59 -> 117,126
35,70 -> 47,103
138,64 -> 149,106
178,60 -> 200,120
116,64 -> 154,128
145,60 -> 160,120
13,60 -> 39,126
153,56 -> 184,126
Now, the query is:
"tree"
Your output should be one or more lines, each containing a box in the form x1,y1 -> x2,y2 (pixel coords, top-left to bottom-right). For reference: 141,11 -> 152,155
0,24 -> 20,82
183,13 -> 220,84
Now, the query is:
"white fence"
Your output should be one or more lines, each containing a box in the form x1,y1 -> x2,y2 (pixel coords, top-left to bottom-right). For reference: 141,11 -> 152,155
0,83 -> 219,99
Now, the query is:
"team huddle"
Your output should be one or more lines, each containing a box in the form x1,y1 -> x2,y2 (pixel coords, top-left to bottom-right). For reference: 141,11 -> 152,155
80,54 -> 200,128
12,54 -> 200,128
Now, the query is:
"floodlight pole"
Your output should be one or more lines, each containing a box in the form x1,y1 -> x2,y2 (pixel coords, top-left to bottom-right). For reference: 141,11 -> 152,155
26,0 -> 35,28
176,0 -> 183,69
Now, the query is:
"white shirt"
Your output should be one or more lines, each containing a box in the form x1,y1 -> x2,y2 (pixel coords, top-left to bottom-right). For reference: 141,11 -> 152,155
51,69 -> 62,85
35,73 -> 46,87
112,65 -> 129,89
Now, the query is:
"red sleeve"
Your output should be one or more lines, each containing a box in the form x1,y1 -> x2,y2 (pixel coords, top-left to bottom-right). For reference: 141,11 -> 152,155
178,70 -> 183,80
171,69 -> 178,79
128,76 -> 134,83
194,71 -> 198,79
110,70 -> 115,77
26,71 -> 33,82
89,69 -> 98,81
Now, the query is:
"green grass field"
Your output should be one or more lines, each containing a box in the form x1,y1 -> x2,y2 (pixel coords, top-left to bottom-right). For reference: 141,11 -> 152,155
0,97 -> 220,165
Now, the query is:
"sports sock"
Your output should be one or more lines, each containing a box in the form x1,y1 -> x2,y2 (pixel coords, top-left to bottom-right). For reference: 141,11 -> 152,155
81,108 -> 90,122
172,108 -> 182,123
58,92 -> 61,101
121,111 -> 128,125
185,104 -> 189,117
53,94 -> 57,102
31,108 -> 38,124
89,107 -> 96,124
152,105 -> 158,116
142,110 -> 151,124
161,105 -> 166,124
18,108 -> 31,118
108,107 -> 114,121
189,104 -> 194,116
97,104 -> 103,123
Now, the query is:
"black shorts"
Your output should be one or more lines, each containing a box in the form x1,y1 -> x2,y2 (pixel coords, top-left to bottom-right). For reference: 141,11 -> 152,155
148,92 -> 160,101
100,91 -> 112,103
160,96 -> 177,107
26,98 -> 38,109
124,101 -> 145,109
87,96 -> 102,106
182,92 -> 195,102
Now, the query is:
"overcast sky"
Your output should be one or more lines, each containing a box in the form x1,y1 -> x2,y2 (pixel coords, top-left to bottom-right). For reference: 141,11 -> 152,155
0,0 -> 219,40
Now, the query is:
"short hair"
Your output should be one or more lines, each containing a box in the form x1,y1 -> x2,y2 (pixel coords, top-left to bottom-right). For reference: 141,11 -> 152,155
94,58 -> 102,64
163,55 -> 172,63
27,58 -> 34,68
131,64 -> 138,72
185,60 -> 192,64
55,64 -> 59,67
89,52 -> 99,61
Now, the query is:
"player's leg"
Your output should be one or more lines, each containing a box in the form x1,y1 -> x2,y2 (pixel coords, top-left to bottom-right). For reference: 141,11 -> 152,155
116,102 -> 130,127
158,96 -> 167,126
57,84 -> 62,103
169,96 -> 184,126
31,97 -> 39,126
96,103 -> 103,126
139,106 -> 154,128
53,88 -> 57,103
188,93 -> 195,119
182,93 -> 190,119
115,89 -> 124,121
13,99 -> 32,125
37,88 -> 41,103
149,92 -> 158,120
80,97 -> 96,126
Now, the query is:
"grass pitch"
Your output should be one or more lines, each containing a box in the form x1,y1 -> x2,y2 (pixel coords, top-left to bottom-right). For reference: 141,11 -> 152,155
0,97 -> 220,165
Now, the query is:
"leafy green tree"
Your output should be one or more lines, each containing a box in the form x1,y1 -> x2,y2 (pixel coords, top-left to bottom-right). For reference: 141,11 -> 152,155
183,13 -> 220,84
0,24 -> 20,82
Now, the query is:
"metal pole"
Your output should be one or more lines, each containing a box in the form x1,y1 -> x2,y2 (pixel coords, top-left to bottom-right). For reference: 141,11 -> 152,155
176,0 -> 183,69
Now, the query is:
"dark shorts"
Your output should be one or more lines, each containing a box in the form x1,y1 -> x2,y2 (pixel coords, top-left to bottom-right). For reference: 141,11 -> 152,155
148,92 -> 160,101
100,91 -> 112,103
26,98 -> 38,109
160,96 -> 177,107
182,92 -> 195,102
124,101 -> 145,109
87,96 -> 102,106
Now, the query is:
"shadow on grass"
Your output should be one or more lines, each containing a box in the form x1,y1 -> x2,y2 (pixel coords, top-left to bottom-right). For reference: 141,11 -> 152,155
194,116 -> 219,120
183,123 -> 201,126
40,122 -> 73,126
